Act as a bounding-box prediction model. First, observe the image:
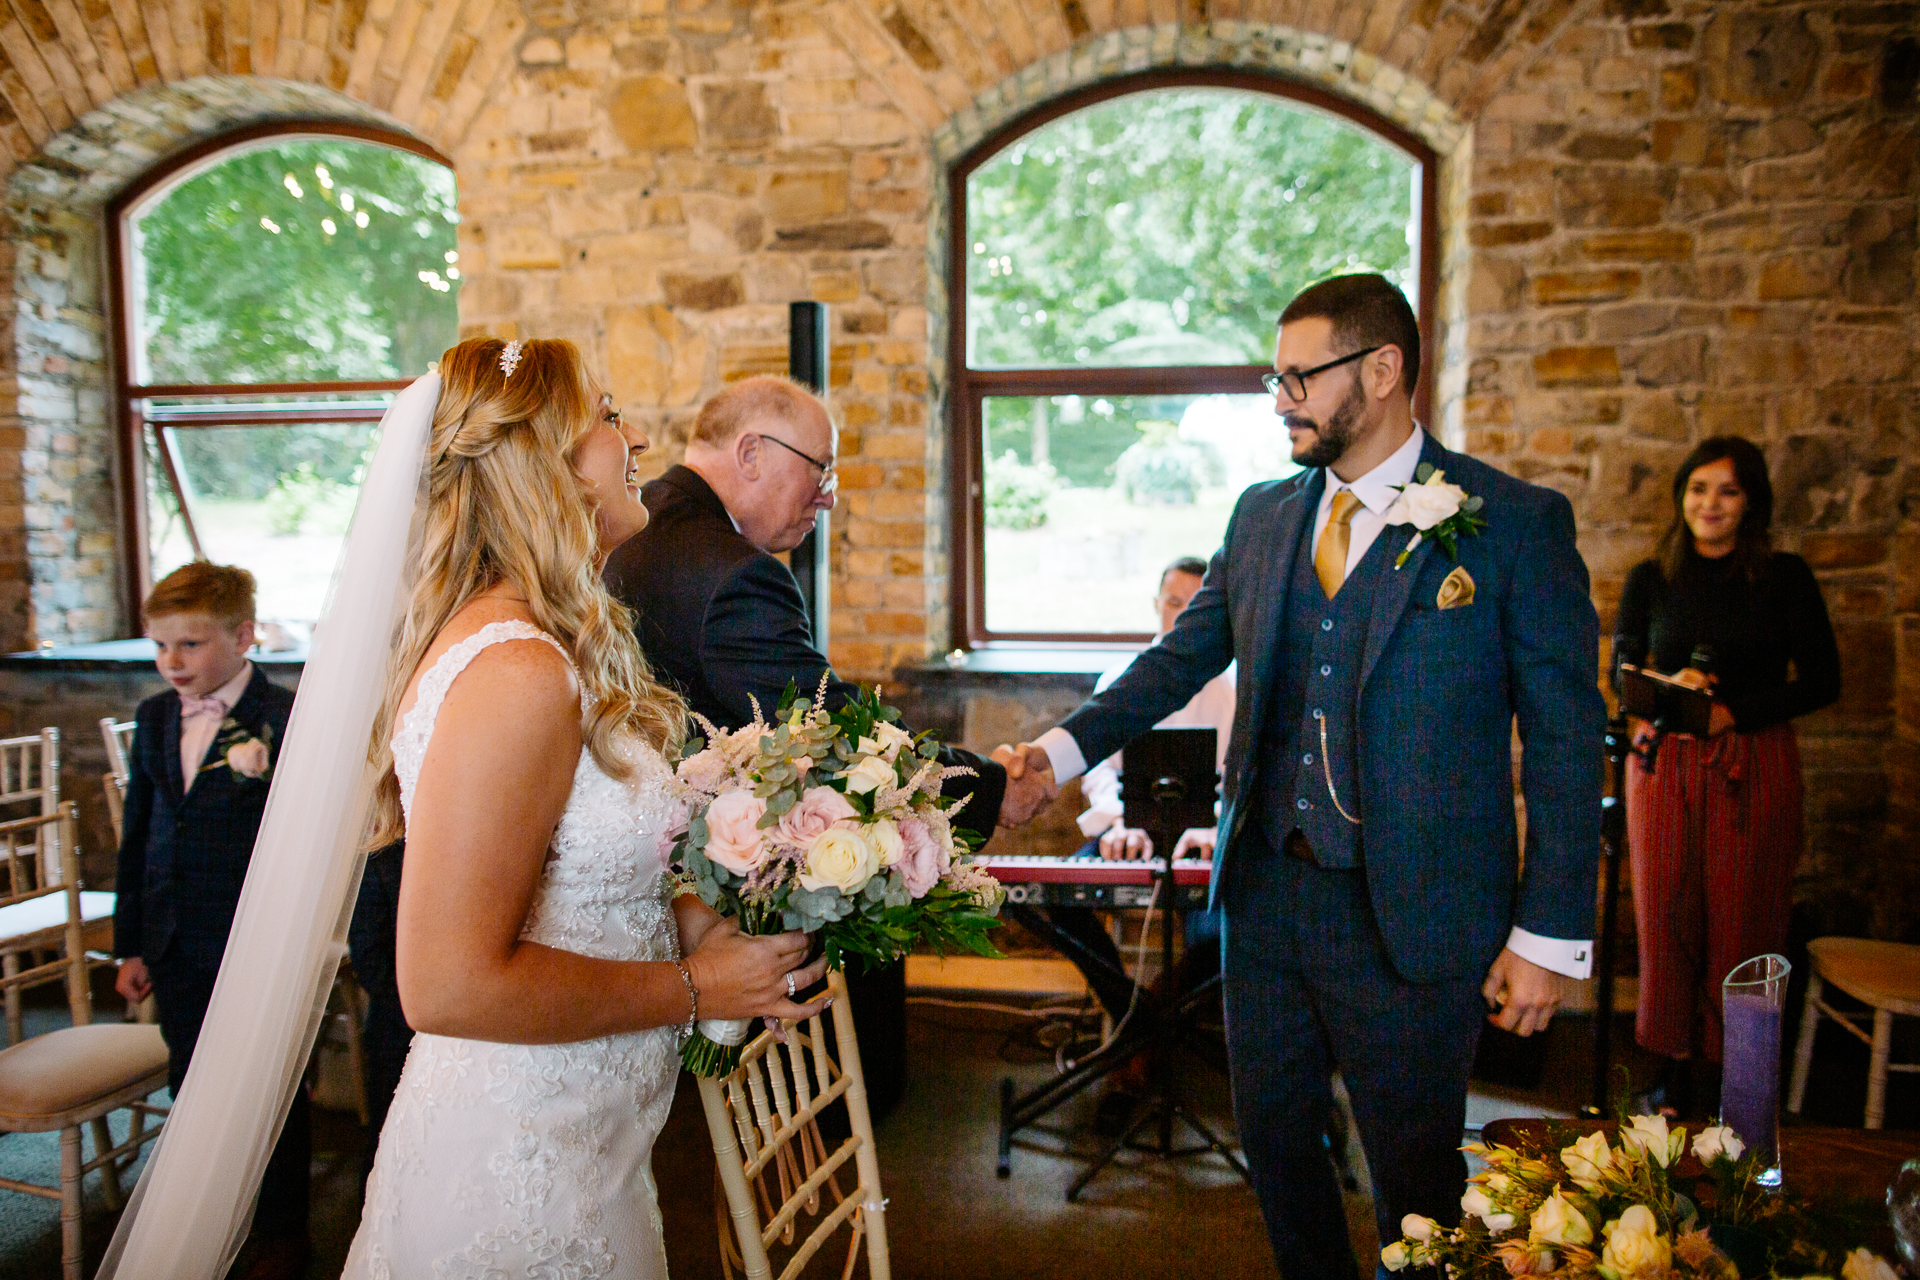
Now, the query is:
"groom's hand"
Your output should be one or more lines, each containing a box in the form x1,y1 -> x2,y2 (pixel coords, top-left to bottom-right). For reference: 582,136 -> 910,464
1481,947 -> 1564,1037
992,742 -> 1057,827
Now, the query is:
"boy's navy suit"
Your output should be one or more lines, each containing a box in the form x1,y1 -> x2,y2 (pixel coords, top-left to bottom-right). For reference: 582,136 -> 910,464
112,664 -> 309,1238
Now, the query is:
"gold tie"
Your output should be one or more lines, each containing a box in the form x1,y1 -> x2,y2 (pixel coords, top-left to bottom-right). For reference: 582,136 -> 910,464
1315,489 -> 1362,599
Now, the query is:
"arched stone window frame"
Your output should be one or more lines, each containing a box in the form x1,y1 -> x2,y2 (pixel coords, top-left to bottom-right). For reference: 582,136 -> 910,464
104,118 -> 452,628
944,68 -> 1439,649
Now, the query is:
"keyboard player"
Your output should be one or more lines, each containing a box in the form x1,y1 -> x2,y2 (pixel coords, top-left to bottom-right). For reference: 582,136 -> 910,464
1006,556 -> 1236,1022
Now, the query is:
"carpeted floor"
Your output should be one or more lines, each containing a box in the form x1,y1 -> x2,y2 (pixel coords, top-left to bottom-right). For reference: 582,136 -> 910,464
0,973 -> 1908,1280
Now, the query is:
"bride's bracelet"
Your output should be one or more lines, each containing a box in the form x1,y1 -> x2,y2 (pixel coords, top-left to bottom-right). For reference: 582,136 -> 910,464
671,959 -> 699,1039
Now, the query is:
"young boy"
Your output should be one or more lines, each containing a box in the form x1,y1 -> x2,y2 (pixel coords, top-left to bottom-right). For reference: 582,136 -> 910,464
112,562 -> 308,1277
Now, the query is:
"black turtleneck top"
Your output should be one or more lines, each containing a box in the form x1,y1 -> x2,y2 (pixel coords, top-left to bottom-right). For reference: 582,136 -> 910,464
1611,549 -> 1840,734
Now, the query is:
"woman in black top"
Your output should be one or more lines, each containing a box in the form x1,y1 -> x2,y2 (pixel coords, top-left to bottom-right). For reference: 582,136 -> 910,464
1613,436 -> 1839,1115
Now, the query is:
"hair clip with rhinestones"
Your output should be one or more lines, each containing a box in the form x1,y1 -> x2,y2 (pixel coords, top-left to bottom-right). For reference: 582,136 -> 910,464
499,339 -> 524,379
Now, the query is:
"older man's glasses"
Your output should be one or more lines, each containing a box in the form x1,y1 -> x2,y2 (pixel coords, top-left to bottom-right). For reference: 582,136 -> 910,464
758,433 -> 838,494
1262,346 -> 1384,403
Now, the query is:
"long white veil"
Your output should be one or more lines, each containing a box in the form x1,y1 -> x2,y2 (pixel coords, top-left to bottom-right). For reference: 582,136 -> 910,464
97,371 -> 441,1278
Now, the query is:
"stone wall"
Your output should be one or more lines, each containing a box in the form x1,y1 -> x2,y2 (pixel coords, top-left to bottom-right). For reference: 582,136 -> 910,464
0,0 -> 1912,932
1457,0 -> 1919,936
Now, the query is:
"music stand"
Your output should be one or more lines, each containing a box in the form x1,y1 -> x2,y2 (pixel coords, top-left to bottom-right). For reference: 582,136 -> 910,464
994,727 -> 1251,1199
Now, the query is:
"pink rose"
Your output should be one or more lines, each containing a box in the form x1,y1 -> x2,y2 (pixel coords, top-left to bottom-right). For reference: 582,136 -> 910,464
897,817 -> 950,898
226,739 -> 270,779
703,789 -> 769,875
777,785 -> 856,847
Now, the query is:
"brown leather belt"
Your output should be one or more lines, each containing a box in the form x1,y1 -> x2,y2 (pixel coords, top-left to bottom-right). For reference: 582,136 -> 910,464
1283,829 -> 1317,864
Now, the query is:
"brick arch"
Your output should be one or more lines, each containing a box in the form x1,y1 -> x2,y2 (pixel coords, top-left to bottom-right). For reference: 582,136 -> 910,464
815,1 -> 1593,140
0,0 -> 524,186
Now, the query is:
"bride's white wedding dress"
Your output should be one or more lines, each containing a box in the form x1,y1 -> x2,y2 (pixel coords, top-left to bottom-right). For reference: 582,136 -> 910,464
343,620 -> 684,1280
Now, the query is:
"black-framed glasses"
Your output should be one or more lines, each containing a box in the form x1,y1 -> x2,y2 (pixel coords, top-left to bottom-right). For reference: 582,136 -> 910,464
1262,346 -> 1384,403
758,433 -> 838,493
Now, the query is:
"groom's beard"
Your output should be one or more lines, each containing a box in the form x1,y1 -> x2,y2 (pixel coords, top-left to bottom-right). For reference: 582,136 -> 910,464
1285,377 -> 1366,470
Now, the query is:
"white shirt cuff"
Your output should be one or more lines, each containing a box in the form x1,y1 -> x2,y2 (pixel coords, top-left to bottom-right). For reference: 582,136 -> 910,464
1033,726 -> 1086,786
1506,927 -> 1593,980
1076,803 -> 1122,840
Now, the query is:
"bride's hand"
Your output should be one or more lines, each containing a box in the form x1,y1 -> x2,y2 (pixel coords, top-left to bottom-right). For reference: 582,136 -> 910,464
683,919 -> 831,1022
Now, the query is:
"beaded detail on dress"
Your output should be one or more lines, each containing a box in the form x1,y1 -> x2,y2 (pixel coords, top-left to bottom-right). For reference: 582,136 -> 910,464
344,620 -> 681,1280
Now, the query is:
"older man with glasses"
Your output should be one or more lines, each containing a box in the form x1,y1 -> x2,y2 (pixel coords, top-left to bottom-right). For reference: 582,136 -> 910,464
604,374 -> 1010,1120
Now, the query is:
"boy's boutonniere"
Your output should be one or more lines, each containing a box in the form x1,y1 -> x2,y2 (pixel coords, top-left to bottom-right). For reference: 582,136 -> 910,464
1382,463 -> 1486,569
202,717 -> 274,782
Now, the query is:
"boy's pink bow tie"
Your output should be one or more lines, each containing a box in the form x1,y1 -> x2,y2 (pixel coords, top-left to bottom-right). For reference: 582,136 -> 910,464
180,694 -> 227,721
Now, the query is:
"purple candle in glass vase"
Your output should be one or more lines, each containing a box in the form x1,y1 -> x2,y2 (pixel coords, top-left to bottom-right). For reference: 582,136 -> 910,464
1721,954 -> 1789,1186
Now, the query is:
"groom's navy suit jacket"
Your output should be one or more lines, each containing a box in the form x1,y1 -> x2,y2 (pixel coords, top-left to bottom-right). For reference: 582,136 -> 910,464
1061,433 -> 1604,984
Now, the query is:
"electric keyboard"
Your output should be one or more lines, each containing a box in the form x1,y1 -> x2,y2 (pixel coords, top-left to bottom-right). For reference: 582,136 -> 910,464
977,855 -> 1213,909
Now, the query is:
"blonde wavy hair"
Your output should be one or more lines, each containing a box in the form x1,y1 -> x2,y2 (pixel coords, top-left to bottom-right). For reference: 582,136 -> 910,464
367,336 -> 685,849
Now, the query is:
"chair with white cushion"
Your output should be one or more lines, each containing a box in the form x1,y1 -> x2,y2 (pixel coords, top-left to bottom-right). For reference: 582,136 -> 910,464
699,966 -> 890,1280
0,803 -> 168,1280
0,729 -> 113,1043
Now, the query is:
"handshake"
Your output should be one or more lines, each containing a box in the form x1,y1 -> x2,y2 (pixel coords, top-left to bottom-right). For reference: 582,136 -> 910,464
990,742 -> 1058,828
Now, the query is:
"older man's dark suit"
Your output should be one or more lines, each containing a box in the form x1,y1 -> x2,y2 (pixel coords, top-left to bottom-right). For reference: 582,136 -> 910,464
605,465 -> 1009,1116
1057,434 -> 1603,1276
112,665 -> 310,1237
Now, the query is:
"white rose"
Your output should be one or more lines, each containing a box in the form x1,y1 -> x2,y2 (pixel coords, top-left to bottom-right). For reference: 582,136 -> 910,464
1401,1214 -> 1439,1243
1562,1130 -> 1616,1191
1842,1249 -> 1901,1280
843,751 -> 897,795
867,818 -> 906,868
1621,1113 -> 1680,1168
1528,1190 -> 1593,1248
1691,1124 -> 1746,1166
1460,1186 -> 1498,1223
1599,1205 -> 1671,1278
1380,1242 -> 1412,1272
799,827 -> 879,893
1484,1212 -> 1516,1233
872,721 -> 914,758
1383,472 -> 1468,531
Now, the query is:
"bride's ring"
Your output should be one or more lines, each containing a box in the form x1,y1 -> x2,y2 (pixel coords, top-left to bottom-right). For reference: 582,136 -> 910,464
784,971 -> 797,999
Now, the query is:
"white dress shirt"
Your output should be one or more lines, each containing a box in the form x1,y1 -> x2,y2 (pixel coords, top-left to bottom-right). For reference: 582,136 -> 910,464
180,661 -> 254,793
1034,426 -> 1593,979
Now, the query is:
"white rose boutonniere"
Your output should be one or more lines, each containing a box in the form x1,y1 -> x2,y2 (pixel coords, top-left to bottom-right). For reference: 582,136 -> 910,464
1381,463 -> 1486,568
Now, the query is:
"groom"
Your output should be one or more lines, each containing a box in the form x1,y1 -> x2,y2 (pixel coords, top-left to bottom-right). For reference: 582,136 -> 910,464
1000,274 -> 1603,1277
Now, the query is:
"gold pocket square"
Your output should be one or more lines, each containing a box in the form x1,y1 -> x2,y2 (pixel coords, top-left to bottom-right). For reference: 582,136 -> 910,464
1436,565 -> 1476,609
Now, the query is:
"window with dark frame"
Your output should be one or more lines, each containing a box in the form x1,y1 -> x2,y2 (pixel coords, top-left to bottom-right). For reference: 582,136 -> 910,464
947,71 -> 1439,649
108,122 -> 460,634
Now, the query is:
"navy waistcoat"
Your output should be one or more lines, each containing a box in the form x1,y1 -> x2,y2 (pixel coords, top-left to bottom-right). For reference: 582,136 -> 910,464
1257,507 -> 1392,865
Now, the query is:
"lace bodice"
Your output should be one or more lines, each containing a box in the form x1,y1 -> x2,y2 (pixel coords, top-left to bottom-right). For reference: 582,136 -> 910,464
346,620 -> 684,1280
390,620 -> 682,962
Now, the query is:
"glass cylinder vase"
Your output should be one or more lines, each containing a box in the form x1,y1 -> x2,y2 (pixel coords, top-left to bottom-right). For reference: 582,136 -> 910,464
1721,953 -> 1790,1188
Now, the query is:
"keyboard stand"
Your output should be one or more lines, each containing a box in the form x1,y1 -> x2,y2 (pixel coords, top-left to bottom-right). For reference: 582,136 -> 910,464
996,854 -> 1250,1199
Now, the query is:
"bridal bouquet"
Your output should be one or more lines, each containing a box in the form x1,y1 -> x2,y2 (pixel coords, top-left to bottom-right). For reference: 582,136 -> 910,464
1387,1114 -> 1894,1279
669,680 -> 1006,1076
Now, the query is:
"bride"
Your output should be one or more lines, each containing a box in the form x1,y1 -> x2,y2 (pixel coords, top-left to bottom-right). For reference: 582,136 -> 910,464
341,336 -> 828,1277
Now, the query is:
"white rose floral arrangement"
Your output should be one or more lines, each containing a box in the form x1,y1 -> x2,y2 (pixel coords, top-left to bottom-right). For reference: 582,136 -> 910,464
670,679 -> 1006,1076
1387,1112 -> 1899,1280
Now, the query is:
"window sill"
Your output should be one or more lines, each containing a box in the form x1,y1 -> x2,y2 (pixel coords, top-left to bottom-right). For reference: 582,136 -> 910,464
913,646 -> 1141,677
0,639 -> 308,671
